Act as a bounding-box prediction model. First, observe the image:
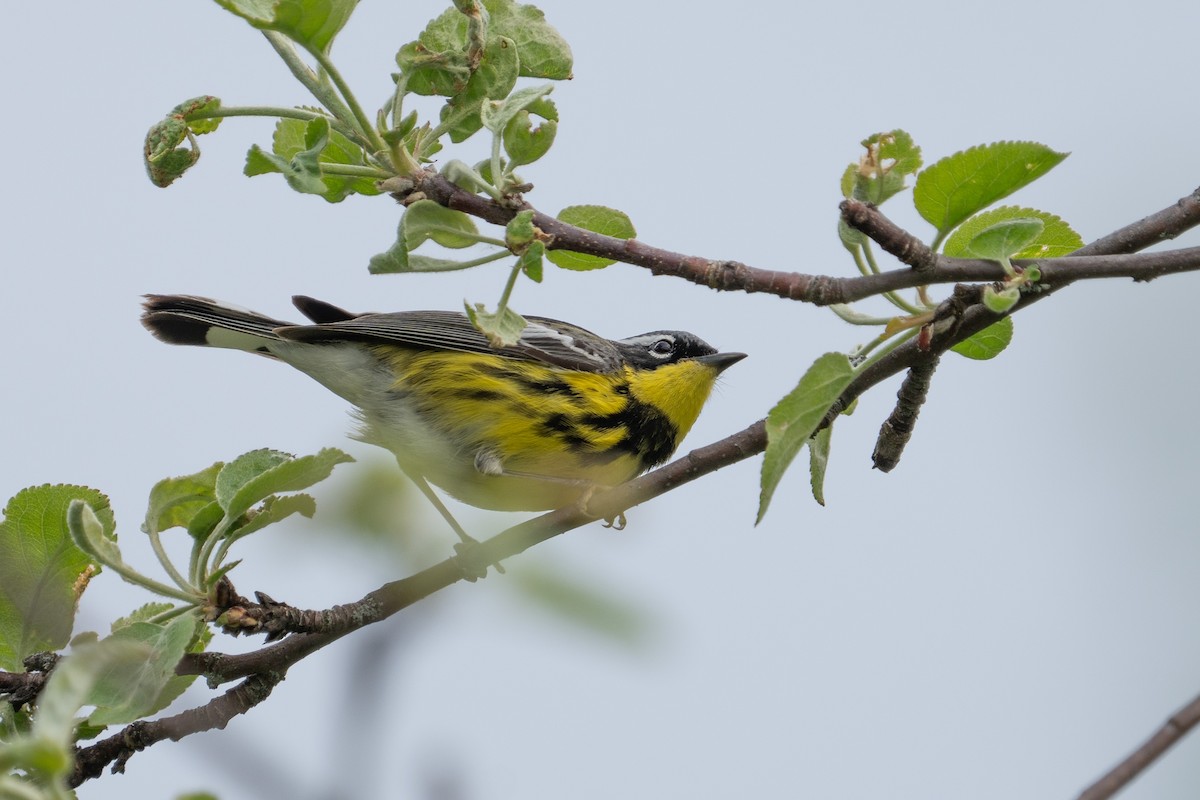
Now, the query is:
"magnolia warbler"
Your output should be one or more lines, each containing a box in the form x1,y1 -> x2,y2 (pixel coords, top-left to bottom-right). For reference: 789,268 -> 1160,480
141,294 -> 745,544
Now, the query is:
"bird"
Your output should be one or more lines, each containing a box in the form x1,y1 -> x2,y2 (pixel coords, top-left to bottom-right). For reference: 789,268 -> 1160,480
141,294 -> 746,547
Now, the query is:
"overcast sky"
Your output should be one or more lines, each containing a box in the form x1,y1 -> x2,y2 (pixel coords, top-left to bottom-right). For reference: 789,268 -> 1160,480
5,2 -> 1200,798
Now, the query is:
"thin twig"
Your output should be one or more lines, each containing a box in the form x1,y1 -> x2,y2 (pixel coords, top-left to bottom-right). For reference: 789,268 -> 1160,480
1076,691 -> 1200,800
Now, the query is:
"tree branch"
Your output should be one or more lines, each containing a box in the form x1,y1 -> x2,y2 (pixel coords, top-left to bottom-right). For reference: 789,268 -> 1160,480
1076,690 -> 1200,800
0,672 -> 47,709
69,673 -> 281,787
821,186 -> 1200,425
400,174 -> 1200,304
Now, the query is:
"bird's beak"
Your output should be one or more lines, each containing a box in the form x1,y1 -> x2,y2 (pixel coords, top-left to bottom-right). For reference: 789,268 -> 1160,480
693,352 -> 747,373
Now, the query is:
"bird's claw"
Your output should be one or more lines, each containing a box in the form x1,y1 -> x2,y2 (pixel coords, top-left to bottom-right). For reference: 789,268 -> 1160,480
452,536 -> 505,581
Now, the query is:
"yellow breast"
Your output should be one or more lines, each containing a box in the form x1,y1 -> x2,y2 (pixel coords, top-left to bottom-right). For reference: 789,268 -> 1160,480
361,348 -> 723,511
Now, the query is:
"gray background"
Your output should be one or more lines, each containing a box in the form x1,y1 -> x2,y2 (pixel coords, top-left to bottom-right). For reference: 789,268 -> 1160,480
4,1 -> 1200,798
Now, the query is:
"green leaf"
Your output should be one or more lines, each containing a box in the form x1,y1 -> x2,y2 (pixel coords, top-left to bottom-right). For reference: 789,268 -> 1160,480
439,35 -> 520,142
172,95 -> 224,136
186,501 -> 225,541
244,116 -> 333,197
395,22 -> 473,97
369,225 -> 415,273
218,448 -> 353,521
518,240 -> 545,282
503,97 -> 558,167
144,121 -> 201,188
942,206 -> 1083,260
982,285 -> 1021,314
505,209 -> 536,249
66,500 -> 122,570
205,559 -> 244,589
465,301 -> 526,348
371,200 -> 499,274
227,493 -> 317,539
143,462 -> 223,536
480,83 -> 554,134
402,199 -> 482,249
808,425 -> 832,507
398,0 -> 572,96
485,0 -> 573,79
546,205 -> 636,271
758,353 -> 855,523
950,317 -> 1014,360
302,121 -> 382,199
369,247 -> 484,273
0,486 -> 110,671
839,163 -> 857,200
111,603 -> 176,632
8,639 -> 148,780
959,218 -> 1045,262
143,97 -> 222,188
441,158 -> 496,195
843,130 -> 922,205
259,115 -> 381,202
87,614 -> 201,726
872,129 -> 922,173
212,0 -> 358,54
837,217 -> 867,250
215,449 -> 292,514
914,141 -> 1068,241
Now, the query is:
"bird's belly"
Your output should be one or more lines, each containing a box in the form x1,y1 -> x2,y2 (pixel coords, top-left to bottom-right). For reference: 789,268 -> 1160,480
359,408 -> 643,511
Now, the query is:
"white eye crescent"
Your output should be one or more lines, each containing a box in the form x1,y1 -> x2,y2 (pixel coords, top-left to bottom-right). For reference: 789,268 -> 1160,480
651,338 -> 674,356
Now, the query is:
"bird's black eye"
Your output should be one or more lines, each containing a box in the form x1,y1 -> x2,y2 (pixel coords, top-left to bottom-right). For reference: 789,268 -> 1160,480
650,338 -> 674,356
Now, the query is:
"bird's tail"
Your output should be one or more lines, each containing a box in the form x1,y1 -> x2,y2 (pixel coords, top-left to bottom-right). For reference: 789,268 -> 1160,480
141,295 -> 296,354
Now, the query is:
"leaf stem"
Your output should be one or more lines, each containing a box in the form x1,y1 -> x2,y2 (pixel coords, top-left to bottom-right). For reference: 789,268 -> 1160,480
496,258 -> 523,313
853,326 -> 919,367
187,535 -> 204,589
307,47 -> 396,170
490,127 -> 505,195
196,513 -> 241,587
147,529 -> 196,595
262,32 -> 356,127
426,103 -> 477,152
188,105 -> 359,142
98,557 -> 200,604
861,243 -> 923,313
828,304 -> 894,326
210,531 -> 239,578
456,249 -> 513,271
320,163 -> 394,179
145,605 -> 196,626
382,71 -> 421,172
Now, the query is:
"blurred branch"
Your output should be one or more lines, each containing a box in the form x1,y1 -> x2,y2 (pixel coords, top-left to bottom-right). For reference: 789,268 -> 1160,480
1076,690 -> 1200,800
0,671 -> 48,708
398,175 -> 1200,305
0,652 -> 59,708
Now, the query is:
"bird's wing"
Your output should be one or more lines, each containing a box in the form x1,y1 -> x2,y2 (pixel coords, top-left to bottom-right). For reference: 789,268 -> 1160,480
277,304 -> 624,373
